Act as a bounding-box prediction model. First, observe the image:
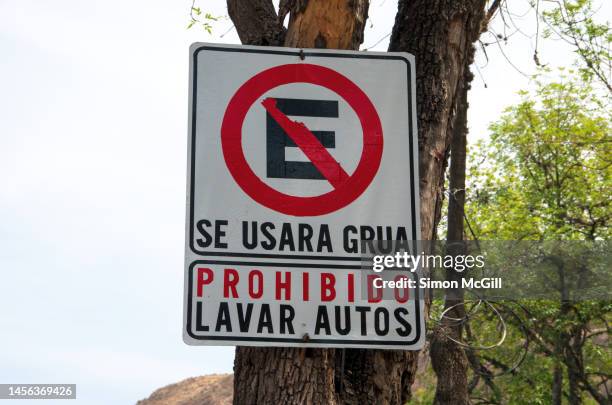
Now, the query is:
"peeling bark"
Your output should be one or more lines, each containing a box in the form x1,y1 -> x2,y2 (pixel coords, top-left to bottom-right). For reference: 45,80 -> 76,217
283,0 -> 369,49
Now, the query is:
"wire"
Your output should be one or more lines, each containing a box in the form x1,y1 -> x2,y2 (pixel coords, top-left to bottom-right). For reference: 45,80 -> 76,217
363,32 -> 391,51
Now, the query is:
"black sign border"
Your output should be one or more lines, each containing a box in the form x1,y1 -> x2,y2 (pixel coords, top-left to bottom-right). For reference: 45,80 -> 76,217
185,259 -> 423,346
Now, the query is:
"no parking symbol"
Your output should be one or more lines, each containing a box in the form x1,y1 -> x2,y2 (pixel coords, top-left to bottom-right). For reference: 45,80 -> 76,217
221,63 -> 383,216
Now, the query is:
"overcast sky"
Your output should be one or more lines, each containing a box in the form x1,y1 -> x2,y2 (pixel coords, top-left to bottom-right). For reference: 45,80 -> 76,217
0,0 -> 607,404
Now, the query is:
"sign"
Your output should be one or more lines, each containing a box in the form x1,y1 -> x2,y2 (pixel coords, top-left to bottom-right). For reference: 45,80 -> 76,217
184,43 -> 423,349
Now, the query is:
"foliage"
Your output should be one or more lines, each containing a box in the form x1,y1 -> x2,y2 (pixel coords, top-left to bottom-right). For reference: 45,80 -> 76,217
460,72 -> 611,404
467,71 -> 610,241
540,0 -> 612,94
188,4 -> 221,33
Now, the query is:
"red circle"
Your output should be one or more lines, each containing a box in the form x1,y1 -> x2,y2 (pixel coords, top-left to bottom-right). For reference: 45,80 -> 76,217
221,63 -> 383,216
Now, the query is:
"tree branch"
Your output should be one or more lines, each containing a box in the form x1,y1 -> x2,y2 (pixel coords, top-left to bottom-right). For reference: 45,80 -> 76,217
227,0 -> 286,46
481,0 -> 503,33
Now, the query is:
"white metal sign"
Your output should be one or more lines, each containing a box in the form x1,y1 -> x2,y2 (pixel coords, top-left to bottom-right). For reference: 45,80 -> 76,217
184,43 -> 423,349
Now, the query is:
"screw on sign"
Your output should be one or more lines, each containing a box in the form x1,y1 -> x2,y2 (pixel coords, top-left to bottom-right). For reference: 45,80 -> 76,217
220,63 -> 383,216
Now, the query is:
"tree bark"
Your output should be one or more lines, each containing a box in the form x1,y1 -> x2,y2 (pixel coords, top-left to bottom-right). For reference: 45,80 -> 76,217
388,2 -> 487,404
568,364 -> 583,405
229,0 -> 490,403
388,0 -> 487,242
552,363 -> 563,405
430,74 -> 470,405
233,347 -> 338,405
227,0 -> 286,46
566,326 -> 584,405
445,80 -> 469,246
282,0 -> 368,49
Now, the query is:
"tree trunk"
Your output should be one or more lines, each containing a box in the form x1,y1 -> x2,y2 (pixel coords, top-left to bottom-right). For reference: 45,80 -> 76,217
230,2 -> 368,404
282,0 -> 368,49
430,73 -> 470,405
552,363 -> 563,405
233,347 -> 338,405
388,0 -> 487,242
568,365 -> 583,405
388,2 -> 487,404
566,328 -> 584,405
229,0 -> 490,403
227,0 -> 286,46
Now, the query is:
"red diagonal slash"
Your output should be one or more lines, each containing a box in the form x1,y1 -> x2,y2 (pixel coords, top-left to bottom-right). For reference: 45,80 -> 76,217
261,98 -> 350,188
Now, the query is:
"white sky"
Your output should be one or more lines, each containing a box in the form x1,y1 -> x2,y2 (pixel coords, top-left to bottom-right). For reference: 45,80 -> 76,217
0,0 -> 608,404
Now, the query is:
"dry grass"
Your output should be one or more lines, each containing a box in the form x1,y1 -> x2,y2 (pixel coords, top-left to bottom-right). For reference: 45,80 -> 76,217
136,374 -> 233,405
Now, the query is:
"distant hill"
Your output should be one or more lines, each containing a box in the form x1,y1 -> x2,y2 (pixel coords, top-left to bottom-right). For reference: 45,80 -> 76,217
137,374 -> 233,405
